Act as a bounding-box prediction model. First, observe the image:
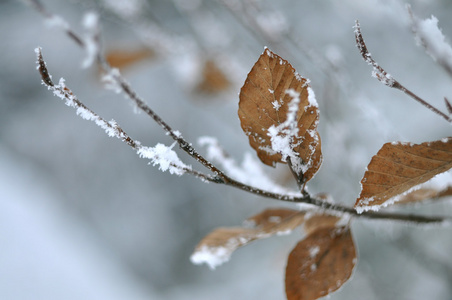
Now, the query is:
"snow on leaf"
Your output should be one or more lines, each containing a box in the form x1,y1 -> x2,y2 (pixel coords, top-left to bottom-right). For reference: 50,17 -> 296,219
395,186 -> 452,205
238,48 -> 322,184
197,136 -> 289,194
190,227 -> 257,269
285,226 -> 357,300
355,138 -> 452,213
191,208 -> 305,269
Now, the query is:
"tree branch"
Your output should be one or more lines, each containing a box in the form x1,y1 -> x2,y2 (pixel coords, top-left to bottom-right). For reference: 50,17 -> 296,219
30,2 -> 452,226
354,20 -> 452,123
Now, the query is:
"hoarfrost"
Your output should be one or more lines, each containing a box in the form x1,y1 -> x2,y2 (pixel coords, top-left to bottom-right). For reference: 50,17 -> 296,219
309,245 -> 320,258
190,246 -> 231,270
137,143 -> 191,176
356,169 -> 452,213
81,11 -> 99,69
198,136 -> 289,194
307,87 -> 318,109
266,89 -> 305,174
102,68 -> 123,94
412,14 -> 452,73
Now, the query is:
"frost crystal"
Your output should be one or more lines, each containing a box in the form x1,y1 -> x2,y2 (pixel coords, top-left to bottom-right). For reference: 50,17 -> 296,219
81,11 -> 99,68
412,14 -> 452,70
137,143 -> 191,176
198,136 -> 289,194
102,68 -> 123,93
190,245 -> 231,270
266,89 -> 303,172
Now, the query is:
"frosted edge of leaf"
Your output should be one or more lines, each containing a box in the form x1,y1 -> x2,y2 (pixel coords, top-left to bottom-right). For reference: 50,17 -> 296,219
197,136 -> 291,194
190,245 -> 231,270
355,179 -> 433,214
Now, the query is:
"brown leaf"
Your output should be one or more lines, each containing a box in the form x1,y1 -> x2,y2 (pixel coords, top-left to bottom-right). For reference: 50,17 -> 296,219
197,59 -> 230,93
247,208 -> 305,233
238,48 -> 322,184
105,48 -> 154,70
303,214 -> 342,235
285,227 -> 357,300
355,138 -> 452,212
394,186 -> 452,205
191,208 -> 305,269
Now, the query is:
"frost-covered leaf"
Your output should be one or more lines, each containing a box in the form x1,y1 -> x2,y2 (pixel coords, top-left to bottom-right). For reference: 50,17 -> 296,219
246,208 -> 306,234
238,48 -> 322,184
394,186 -> 452,205
303,213 -> 343,235
190,227 -> 257,269
191,208 -> 305,269
285,227 -> 356,300
355,138 -> 452,212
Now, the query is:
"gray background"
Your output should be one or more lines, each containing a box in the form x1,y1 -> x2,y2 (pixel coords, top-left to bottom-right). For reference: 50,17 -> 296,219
1,0 -> 451,299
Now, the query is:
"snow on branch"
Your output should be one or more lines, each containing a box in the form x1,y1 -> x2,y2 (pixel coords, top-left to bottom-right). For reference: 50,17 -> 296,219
409,6 -> 452,78
354,21 -> 452,123
198,136 -> 290,194
353,21 -> 396,87
35,47 -> 193,177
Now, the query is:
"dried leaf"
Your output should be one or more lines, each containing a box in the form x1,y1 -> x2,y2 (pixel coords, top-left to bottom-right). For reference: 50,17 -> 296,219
395,185 -> 452,205
197,59 -> 230,93
285,227 -> 357,300
247,208 -> 305,233
303,214 -> 342,235
238,48 -> 322,184
105,48 -> 154,70
191,208 -> 305,269
355,138 -> 452,212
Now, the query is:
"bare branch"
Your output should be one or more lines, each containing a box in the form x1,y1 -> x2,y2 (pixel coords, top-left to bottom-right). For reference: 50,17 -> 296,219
35,47 -> 212,181
408,5 -> 452,79
354,20 -> 452,123
445,97 -> 452,115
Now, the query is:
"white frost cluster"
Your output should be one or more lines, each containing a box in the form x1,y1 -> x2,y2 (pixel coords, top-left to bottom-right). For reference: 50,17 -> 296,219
137,143 -> 191,176
81,11 -> 100,69
267,88 -> 300,158
198,136 -> 289,194
190,245 -> 232,270
266,88 -> 313,175
412,14 -> 452,71
355,170 -> 452,214
102,68 -> 123,94
50,78 -> 120,138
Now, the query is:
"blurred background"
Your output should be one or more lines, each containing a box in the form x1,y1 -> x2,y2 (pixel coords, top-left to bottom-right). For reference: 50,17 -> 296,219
1,0 -> 451,299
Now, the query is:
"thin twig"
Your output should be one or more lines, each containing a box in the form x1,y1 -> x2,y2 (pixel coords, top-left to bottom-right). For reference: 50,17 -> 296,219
354,20 -> 452,123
